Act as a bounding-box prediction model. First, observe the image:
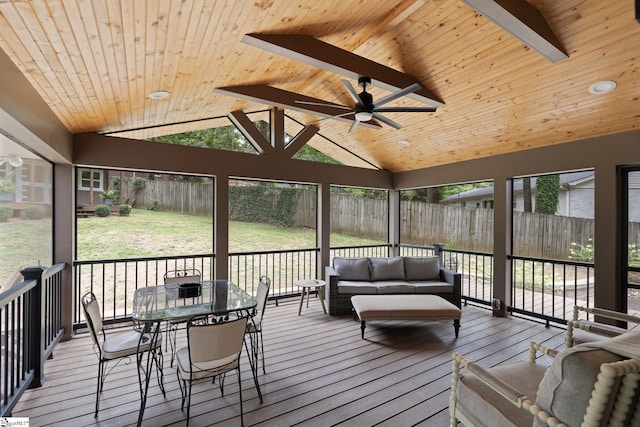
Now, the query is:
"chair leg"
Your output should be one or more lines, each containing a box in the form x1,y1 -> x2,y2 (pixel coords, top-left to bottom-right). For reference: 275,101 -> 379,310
237,366 -> 244,427
259,330 -> 265,374
94,361 -> 104,417
219,372 -> 227,396
186,379 -> 192,427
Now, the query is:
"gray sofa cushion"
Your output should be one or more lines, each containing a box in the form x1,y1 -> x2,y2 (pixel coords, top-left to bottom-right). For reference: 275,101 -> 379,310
333,257 -> 370,281
412,282 -> 454,293
374,281 -> 415,294
404,256 -> 440,281
337,280 -> 378,294
370,257 -> 405,281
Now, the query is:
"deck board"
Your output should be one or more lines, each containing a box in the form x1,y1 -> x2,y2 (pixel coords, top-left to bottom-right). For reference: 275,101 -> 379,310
14,298 -> 566,426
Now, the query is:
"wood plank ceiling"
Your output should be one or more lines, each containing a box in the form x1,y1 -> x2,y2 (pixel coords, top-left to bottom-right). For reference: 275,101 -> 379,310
0,1 -> 638,172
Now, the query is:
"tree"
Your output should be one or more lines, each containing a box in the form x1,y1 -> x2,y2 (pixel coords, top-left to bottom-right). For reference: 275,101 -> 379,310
151,122 -> 341,165
535,174 -> 559,214
523,177 -> 532,212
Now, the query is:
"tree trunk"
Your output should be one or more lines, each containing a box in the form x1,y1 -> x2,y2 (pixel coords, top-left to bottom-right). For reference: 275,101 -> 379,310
523,177 -> 532,212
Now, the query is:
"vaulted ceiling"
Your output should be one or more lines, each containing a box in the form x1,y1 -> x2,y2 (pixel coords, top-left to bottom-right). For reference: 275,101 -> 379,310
0,1 -> 638,172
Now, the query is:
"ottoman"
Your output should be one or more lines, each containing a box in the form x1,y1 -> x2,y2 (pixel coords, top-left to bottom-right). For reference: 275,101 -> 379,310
351,294 -> 461,339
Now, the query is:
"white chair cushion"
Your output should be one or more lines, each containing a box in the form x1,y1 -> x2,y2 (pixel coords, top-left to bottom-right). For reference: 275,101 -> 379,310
176,347 -> 239,380
101,330 -> 161,359
456,361 -> 546,427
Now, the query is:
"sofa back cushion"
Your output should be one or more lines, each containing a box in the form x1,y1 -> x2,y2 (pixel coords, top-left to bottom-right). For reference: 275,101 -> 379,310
533,345 -> 624,427
333,257 -> 370,281
404,256 -> 440,281
370,257 -> 405,281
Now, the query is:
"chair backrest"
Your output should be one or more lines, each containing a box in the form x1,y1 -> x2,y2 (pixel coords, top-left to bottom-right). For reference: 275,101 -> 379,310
81,291 -> 104,348
254,276 -> 271,324
164,268 -> 201,285
187,316 -> 248,365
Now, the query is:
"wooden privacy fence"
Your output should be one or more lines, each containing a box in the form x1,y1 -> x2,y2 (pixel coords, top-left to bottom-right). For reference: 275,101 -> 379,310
298,193 -> 601,260
121,182 -> 639,261
122,178 -> 213,216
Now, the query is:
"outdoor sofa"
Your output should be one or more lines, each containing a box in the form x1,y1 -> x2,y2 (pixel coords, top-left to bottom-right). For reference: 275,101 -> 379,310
325,256 -> 462,315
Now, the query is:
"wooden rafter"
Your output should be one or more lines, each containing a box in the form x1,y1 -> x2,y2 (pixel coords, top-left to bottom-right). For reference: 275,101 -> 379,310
241,33 -> 444,107
461,0 -> 568,63
228,108 -> 320,159
215,85 -> 382,130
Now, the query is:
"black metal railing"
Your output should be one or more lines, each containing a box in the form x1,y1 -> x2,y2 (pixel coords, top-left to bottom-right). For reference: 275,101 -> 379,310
510,255 -> 595,325
228,248 -> 320,298
330,244 -> 391,259
1,263 -> 65,417
399,244 -> 494,307
73,254 -> 214,328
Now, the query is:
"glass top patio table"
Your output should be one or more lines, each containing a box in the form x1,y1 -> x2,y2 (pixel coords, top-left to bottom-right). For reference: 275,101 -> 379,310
132,280 -> 257,322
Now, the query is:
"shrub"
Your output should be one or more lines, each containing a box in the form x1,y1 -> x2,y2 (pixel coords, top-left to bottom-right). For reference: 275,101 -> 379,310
569,239 -> 593,262
147,201 -> 159,211
24,204 -> 46,220
118,204 -> 132,216
132,177 -> 146,192
0,205 -> 13,222
95,204 -> 111,217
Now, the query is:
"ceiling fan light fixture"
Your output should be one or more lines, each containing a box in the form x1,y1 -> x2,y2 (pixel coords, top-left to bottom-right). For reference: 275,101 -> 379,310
398,140 -> 410,147
588,80 -> 616,95
355,111 -> 373,122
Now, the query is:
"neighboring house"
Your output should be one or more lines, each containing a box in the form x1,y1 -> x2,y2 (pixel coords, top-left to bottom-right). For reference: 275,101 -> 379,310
76,168 -> 148,206
442,171 -> 599,219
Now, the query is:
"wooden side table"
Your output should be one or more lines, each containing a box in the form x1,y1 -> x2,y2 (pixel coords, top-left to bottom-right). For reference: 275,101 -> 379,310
295,279 -> 327,315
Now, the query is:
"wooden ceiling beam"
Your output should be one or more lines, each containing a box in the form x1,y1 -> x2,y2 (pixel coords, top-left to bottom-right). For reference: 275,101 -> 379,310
228,110 -> 274,155
461,0 -> 568,63
285,125 -> 320,159
241,33 -> 445,107
215,85 -> 382,130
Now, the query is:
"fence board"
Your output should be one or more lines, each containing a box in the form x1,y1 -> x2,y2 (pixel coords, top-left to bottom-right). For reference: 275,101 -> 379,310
121,182 -> 640,260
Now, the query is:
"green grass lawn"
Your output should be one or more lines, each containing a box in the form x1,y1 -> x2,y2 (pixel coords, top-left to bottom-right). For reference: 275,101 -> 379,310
76,208 -> 382,260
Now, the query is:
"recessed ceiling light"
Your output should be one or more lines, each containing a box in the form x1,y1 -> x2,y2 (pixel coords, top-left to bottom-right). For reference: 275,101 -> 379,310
149,90 -> 170,99
588,81 -> 616,95
398,140 -> 410,147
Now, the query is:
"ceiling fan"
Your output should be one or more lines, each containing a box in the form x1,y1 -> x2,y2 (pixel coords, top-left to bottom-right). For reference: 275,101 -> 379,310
296,77 -> 437,133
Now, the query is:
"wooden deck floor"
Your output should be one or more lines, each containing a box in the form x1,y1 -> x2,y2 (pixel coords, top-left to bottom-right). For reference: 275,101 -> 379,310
14,297 -> 567,427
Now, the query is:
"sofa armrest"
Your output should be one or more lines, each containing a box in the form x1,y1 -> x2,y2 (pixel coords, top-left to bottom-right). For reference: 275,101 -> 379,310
325,266 -> 339,313
440,267 -> 462,307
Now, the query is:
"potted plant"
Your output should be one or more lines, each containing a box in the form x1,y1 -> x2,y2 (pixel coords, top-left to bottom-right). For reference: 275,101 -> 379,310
99,188 -> 118,205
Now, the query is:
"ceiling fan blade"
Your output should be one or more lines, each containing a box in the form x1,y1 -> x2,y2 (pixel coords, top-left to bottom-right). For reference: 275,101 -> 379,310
372,112 -> 402,130
374,106 -> 437,113
296,100 -> 352,110
374,83 -> 422,108
341,79 -> 362,106
308,111 -> 357,124
348,119 -> 361,133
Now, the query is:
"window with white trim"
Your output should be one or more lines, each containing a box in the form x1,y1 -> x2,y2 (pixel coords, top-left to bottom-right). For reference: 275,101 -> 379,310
78,168 -> 104,191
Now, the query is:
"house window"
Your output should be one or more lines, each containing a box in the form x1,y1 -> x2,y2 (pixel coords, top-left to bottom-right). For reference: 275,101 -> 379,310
78,168 -> 104,191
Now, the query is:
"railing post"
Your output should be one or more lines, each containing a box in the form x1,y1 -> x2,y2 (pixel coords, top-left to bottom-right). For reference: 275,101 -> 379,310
21,265 -> 46,388
434,243 -> 444,268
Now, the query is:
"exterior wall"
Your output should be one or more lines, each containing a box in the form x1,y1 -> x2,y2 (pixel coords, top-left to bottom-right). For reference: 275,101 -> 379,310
0,48 -> 74,339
